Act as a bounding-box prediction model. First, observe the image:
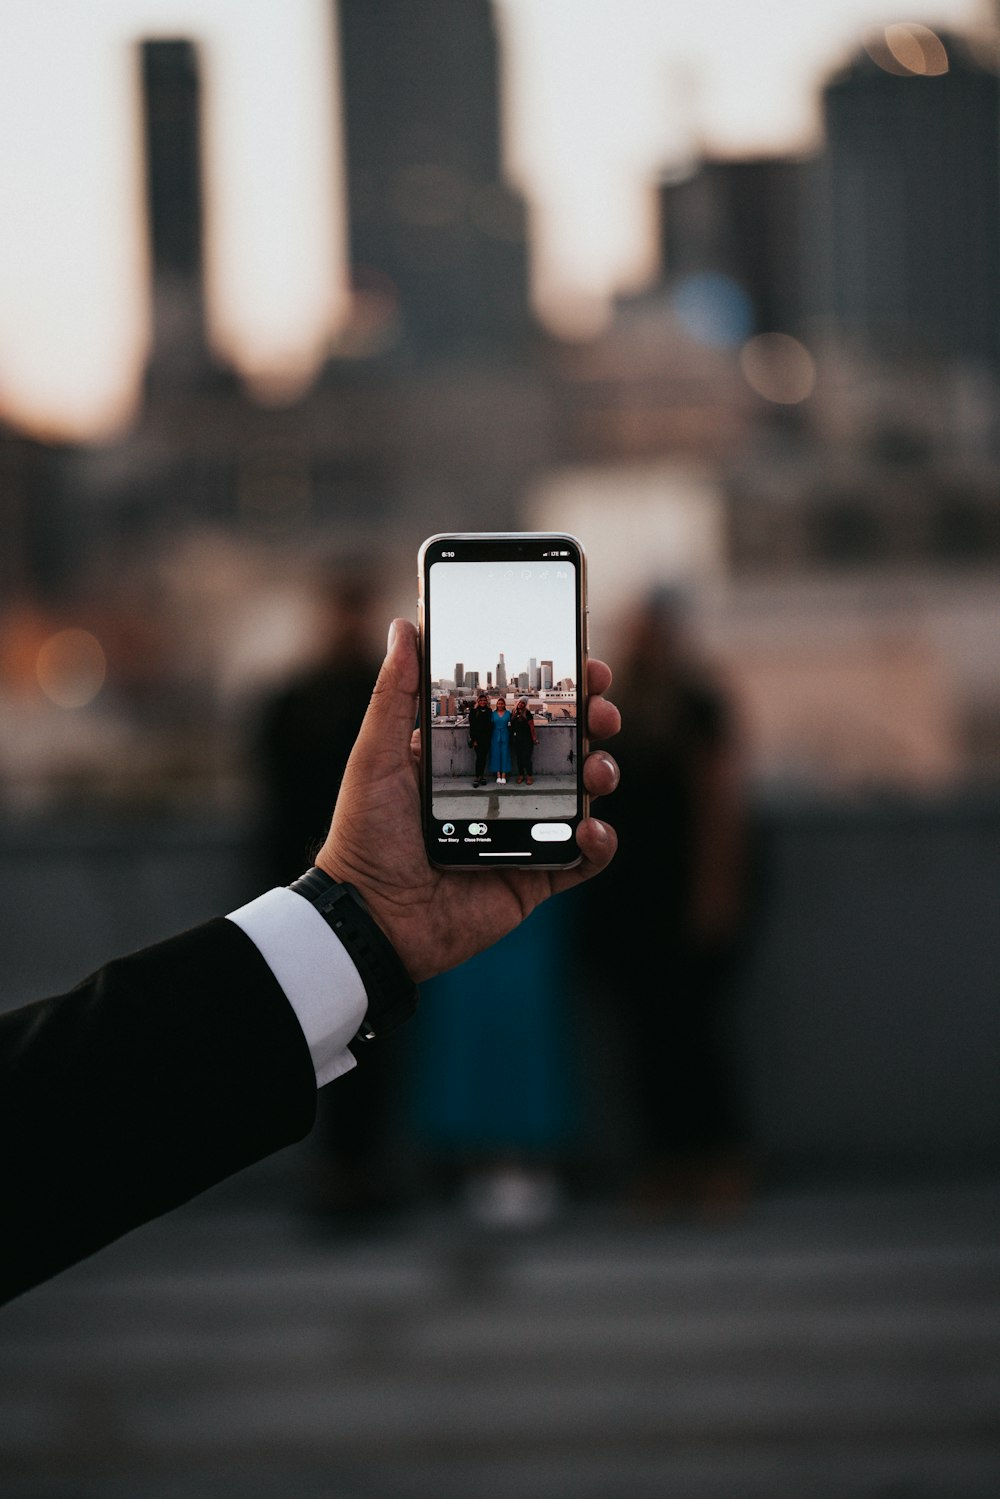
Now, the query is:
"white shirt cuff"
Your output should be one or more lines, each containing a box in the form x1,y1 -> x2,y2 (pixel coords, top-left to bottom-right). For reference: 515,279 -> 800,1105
226,887 -> 368,1088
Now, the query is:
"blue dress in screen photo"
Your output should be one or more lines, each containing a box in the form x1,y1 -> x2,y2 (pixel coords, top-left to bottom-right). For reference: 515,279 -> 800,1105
488,708 -> 511,774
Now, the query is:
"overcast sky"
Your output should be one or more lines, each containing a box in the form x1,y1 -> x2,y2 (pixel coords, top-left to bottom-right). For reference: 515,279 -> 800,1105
429,560 -> 578,686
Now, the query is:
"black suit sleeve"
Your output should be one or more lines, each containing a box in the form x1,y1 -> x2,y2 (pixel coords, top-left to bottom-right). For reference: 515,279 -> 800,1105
0,917 -> 318,1304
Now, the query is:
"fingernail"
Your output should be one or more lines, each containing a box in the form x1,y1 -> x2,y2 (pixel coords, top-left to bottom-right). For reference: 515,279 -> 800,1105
386,619 -> 397,656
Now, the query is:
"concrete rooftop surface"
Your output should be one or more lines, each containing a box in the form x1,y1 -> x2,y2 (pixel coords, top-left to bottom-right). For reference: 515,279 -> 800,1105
1,1160 -> 998,1499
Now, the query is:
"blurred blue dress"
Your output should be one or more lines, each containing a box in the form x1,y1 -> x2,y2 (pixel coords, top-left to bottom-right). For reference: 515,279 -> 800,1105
407,896 -> 582,1157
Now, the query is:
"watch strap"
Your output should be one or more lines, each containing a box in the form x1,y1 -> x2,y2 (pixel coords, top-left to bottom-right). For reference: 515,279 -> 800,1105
287,867 -> 418,1043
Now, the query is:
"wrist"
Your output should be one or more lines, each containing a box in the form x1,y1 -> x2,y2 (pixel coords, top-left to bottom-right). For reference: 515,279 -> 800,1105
287,868 -> 419,1043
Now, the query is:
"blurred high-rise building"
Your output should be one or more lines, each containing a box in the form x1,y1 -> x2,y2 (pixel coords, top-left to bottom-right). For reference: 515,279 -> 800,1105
815,31 -> 1000,369
659,156 -> 812,340
141,39 -> 218,388
336,0 -> 533,360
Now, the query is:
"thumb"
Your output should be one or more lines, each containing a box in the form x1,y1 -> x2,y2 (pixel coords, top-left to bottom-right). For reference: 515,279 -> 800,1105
355,617 -> 420,755
318,618 -> 421,886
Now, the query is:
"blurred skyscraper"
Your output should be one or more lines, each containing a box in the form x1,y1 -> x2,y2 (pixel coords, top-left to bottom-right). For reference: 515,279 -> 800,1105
659,156 -> 811,342
659,30 -> 1000,374
336,0 -> 532,360
141,39 -> 216,388
817,30 -> 1000,369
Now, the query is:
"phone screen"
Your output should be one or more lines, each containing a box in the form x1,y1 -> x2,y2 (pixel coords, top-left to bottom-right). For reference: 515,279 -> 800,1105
418,532 -> 588,870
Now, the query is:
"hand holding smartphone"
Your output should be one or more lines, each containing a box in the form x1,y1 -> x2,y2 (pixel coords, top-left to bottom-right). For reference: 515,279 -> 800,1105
418,533 -> 589,870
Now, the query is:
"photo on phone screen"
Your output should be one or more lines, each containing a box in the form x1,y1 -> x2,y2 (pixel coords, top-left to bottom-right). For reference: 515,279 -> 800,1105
418,533 -> 588,870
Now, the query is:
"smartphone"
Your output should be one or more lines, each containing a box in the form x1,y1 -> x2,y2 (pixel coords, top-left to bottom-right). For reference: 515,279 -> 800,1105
417,532 -> 589,871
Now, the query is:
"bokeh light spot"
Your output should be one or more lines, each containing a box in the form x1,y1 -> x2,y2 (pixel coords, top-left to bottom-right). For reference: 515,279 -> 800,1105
740,331 -> 816,404
671,272 -> 753,348
36,628 -> 107,708
864,24 -> 949,77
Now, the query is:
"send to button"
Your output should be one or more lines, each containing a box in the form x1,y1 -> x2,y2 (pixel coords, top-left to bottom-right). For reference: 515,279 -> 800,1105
531,822 -> 572,842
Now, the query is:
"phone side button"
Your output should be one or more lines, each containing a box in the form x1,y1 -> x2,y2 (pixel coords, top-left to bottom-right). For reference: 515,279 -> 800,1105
531,823 -> 573,842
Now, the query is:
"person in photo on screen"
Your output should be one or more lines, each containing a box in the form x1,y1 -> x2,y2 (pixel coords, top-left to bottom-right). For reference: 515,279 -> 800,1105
489,695 -> 512,785
468,689 -> 494,787
510,697 -> 538,785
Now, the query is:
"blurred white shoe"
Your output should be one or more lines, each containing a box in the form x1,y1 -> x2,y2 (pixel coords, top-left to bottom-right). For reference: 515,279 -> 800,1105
464,1165 -> 562,1230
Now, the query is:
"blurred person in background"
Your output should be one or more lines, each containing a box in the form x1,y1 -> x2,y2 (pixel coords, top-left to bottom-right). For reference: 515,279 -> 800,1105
257,564 -> 384,883
580,584 -> 756,1218
408,895 -> 585,1231
255,561 -> 398,1226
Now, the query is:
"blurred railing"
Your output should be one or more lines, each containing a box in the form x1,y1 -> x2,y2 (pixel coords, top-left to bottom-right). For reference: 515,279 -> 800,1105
429,720 -> 576,778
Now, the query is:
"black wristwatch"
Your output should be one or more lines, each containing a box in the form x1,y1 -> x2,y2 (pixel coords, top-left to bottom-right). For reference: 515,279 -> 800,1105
287,867 -> 419,1043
